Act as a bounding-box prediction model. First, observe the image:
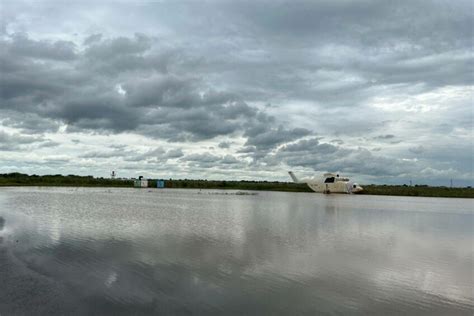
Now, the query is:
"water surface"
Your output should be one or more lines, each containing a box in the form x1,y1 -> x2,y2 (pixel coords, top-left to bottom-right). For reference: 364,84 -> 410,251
0,187 -> 472,315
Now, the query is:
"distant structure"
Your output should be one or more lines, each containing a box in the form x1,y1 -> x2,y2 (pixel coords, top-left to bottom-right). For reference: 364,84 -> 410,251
134,176 -> 148,188
111,171 -> 116,179
157,179 -> 165,188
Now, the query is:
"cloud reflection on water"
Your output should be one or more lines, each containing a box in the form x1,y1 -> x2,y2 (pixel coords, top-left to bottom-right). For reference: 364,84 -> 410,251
0,187 -> 472,315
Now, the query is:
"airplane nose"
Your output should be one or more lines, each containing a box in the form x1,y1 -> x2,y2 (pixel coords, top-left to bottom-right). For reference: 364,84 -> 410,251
351,184 -> 363,193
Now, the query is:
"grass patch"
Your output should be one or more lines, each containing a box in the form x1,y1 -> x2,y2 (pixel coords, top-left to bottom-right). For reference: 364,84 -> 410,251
1,173 -> 472,198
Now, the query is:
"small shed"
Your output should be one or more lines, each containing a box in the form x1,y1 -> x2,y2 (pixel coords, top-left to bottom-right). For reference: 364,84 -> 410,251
134,176 -> 148,188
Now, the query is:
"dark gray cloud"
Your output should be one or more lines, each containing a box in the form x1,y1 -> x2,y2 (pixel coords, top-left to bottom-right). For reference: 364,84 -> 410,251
0,131 -> 40,146
218,141 -> 231,149
165,148 -> 184,159
184,153 -> 220,164
271,138 -> 349,169
182,152 -> 246,170
0,32 -> 304,147
8,32 -> 77,60
244,126 -> 311,151
0,111 -> 61,134
144,0 -> 472,110
408,145 -> 425,155
84,33 -> 151,60
80,147 -> 185,163
80,151 -> 124,159
0,131 -> 55,151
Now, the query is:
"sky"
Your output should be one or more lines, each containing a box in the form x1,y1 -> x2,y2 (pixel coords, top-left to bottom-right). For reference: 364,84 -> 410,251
0,0 -> 472,185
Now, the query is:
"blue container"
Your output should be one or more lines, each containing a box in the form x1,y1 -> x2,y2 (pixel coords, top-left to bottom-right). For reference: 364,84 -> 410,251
157,180 -> 165,188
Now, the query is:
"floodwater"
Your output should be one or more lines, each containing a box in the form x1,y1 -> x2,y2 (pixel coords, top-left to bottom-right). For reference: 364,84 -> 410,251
0,187 -> 472,315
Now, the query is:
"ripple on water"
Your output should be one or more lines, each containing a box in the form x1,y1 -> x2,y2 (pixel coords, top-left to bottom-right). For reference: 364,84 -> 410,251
0,187 -> 472,315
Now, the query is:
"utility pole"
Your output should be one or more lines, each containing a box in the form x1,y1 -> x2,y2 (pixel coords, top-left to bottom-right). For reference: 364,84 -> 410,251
450,179 -> 453,188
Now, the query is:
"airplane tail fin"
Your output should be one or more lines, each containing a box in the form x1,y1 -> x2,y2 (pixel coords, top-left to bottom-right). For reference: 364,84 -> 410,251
288,171 -> 300,183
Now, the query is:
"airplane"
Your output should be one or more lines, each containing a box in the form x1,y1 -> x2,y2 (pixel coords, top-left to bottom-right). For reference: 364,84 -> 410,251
288,171 -> 363,194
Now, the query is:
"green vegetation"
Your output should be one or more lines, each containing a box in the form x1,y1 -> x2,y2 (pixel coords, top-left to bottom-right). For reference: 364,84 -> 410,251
0,173 -> 132,187
360,184 -> 474,198
0,173 -> 309,192
151,179 -> 311,192
1,173 -> 472,198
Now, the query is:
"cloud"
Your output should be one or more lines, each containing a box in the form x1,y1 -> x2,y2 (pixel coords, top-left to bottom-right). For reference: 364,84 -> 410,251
408,145 -> 425,155
0,131 -> 55,151
269,137 -> 436,182
84,33 -> 151,60
218,141 -> 231,149
80,151 -> 123,159
7,32 -> 77,60
0,0 -> 472,184
1,32 -> 306,148
0,111 -> 61,134
164,148 -> 184,159
181,152 -> 246,170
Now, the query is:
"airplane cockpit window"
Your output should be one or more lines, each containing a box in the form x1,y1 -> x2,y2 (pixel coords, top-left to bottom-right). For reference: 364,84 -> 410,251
324,177 -> 335,183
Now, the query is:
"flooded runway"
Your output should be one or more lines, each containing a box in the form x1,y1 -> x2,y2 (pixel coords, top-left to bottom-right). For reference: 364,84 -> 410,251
0,187 -> 472,315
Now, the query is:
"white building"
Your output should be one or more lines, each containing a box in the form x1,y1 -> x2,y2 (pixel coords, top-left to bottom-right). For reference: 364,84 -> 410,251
134,177 -> 148,188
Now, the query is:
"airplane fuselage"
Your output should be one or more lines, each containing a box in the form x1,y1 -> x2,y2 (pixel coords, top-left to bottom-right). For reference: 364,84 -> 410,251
289,171 -> 363,194
306,180 -> 355,194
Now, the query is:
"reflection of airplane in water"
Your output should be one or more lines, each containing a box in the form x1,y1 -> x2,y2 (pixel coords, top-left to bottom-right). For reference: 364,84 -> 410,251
289,171 -> 363,194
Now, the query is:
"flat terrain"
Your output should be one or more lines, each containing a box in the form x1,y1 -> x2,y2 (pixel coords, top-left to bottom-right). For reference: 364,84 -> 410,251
1,173 -> 472,198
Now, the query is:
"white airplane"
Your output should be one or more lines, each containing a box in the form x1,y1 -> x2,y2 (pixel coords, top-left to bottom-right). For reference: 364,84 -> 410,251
288,171 -> 363,194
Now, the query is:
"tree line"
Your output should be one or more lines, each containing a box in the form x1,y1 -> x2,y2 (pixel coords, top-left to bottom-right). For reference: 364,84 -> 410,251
1,173 -> 472,198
